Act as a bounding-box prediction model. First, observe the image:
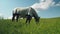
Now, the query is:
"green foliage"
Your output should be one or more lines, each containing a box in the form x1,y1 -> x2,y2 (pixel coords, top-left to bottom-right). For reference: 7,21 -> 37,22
0,17 -> 60,34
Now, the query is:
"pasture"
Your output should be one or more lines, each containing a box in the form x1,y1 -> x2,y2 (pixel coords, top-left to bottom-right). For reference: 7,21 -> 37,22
0,17 -> 60,34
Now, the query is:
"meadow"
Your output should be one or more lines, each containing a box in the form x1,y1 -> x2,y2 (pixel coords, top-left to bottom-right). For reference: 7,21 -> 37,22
0,17 -> 60,34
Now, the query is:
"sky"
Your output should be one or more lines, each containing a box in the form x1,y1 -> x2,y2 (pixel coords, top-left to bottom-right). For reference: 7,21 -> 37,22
0,0 -> 60,19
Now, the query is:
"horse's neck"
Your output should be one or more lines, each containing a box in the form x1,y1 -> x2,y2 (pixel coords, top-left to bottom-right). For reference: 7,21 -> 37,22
33,13 -> 39,19
31,8 -> 39,19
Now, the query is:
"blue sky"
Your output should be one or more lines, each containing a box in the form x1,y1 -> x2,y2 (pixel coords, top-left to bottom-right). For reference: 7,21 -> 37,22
0,0 -> 60,19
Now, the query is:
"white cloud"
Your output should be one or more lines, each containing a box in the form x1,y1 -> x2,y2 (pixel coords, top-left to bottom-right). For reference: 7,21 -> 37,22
31,0 -> 54,10
51,2 -> 55,6
55,2 -> 60,6
40,0 -> 45,2
31,0 -> 60,11
50,2 -> 60,7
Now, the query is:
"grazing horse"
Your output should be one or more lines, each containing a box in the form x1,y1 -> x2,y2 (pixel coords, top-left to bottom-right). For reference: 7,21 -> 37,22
12,7 -> 40,23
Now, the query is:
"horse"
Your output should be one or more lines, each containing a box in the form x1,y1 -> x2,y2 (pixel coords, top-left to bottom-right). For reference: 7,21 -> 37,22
12,7 -> 40,23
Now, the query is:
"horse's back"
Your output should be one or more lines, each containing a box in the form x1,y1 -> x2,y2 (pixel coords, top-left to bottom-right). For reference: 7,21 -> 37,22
13,7 -> 28,13
13,7 -> 29,17
13,7 -> 37,17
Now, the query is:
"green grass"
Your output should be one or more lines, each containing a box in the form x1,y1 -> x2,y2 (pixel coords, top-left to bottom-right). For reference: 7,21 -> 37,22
0,17 -> 60,34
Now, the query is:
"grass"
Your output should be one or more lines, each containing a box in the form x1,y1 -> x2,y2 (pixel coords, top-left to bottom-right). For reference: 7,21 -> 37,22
0,17 -> 60,34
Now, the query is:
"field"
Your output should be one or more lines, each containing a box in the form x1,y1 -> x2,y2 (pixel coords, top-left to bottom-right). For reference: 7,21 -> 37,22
0,17 -> 60,34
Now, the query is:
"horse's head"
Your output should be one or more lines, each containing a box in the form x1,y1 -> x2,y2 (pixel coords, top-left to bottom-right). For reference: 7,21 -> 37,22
36,17 -> 40,22
35,17 -> 40,23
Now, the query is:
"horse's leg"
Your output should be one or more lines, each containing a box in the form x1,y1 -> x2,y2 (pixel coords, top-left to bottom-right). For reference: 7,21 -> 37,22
16,14 -> 19,22
12,14 -> 15,21
28,17 -> 32,24
28,20 -> 30,24
25,19 -> 28,24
